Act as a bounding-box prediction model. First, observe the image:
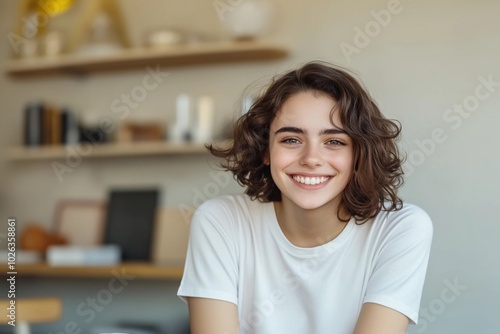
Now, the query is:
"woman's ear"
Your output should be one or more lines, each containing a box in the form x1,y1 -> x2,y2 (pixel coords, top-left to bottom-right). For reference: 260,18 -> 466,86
263,151 -> 270,165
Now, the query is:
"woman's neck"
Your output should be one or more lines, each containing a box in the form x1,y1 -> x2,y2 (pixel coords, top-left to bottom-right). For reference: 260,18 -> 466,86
274,199 -> 350,248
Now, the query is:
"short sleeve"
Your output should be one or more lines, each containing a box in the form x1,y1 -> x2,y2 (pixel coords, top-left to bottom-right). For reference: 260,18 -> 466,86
177,201 -> 239,305
362,206 -> 433,325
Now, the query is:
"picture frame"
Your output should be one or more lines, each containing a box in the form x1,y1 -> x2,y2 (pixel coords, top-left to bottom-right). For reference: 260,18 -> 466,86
54,200 -> 106,246
103,189 -> 159,261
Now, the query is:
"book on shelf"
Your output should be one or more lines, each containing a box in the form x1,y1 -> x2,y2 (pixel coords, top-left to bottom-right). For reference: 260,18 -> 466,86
23,103 -> 84,148
61,108 -> 80,145
23,102 -> 43,146
41,105 -> 61,145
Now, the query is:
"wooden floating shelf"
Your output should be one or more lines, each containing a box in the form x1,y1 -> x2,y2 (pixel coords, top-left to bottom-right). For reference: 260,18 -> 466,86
5,41 -> 288,76
5,140 -> 231,161
1,262 -> 183,280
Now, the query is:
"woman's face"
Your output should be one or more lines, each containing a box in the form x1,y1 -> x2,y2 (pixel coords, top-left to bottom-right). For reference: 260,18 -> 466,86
267,91 -> 354,212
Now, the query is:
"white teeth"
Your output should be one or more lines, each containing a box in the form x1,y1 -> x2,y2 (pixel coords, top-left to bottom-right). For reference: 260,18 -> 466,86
293,175 -> 329,185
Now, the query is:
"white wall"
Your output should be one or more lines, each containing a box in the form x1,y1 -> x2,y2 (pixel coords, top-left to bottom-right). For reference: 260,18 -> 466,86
1,0 -> 499,333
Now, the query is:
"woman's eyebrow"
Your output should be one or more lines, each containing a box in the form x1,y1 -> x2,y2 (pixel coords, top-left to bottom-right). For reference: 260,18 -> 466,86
274,127 -> 348,135
321,128 -> 348,135
275,126 -> 305,134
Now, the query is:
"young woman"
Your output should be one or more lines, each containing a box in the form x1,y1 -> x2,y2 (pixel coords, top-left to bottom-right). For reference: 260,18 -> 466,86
177,62 -> 433,334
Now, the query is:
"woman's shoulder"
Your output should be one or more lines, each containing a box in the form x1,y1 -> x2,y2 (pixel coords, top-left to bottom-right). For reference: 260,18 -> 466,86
386,202 -> 432,220
193,194 -> 269,226
371,202 -> 433,238
188,195 -> 271,246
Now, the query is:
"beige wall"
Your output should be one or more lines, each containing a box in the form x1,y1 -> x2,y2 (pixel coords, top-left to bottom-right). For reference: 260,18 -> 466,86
1,0 -> 499,333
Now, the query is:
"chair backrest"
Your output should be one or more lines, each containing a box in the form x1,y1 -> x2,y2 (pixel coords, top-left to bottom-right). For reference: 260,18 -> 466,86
0,297 -> 62,324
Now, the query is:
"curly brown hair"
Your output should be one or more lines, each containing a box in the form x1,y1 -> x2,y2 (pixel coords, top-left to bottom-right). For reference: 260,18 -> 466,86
209,61 -> 404,222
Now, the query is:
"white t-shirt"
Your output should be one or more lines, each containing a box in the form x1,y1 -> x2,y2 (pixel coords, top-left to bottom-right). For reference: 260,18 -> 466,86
178,194 -> 433,334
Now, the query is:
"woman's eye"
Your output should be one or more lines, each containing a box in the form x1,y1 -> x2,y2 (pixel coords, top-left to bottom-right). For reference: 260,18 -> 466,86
326,139 -> 344,146
281,138 -> 300,144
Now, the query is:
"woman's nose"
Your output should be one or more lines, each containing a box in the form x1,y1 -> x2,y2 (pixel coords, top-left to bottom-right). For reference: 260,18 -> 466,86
299,144 -> 324,167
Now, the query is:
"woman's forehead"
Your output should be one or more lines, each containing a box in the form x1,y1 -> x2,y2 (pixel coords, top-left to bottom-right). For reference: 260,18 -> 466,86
271,93 -> 343,129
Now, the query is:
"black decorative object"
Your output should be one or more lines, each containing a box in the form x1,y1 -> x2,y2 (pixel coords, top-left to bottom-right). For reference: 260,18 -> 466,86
104,189 -> 159,261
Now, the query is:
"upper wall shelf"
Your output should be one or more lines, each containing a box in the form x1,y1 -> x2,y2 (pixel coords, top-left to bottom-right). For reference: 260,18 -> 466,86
5,41 -> 288,76
5,140 -> 228,161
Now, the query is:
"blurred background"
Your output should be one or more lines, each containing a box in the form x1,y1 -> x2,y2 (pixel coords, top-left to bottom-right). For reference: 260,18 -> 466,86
0,0 -> 499,333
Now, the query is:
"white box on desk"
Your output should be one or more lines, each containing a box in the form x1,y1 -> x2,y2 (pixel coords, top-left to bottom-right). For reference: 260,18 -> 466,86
47,245 -> 121,266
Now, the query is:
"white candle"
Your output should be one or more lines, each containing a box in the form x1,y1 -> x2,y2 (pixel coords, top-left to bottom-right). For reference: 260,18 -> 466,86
176,94 -> 190,132
195,95 -> 214,143
169,94 -> 191,142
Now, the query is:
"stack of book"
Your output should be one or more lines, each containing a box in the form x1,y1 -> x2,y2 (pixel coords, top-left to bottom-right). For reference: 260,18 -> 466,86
23,102 -> 80,147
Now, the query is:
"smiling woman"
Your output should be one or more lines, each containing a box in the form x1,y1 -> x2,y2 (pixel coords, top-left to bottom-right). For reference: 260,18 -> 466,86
177,61 -> 433,334
267,91 -> 354,218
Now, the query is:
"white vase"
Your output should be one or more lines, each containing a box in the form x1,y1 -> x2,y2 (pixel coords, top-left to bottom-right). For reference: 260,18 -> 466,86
222,0 -> 273,40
